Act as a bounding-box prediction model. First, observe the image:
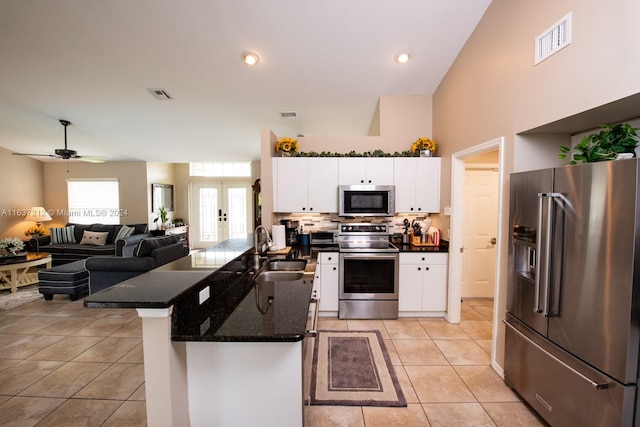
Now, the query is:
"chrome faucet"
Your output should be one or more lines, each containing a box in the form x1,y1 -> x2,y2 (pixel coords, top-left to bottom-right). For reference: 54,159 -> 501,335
253,225 -> 272,270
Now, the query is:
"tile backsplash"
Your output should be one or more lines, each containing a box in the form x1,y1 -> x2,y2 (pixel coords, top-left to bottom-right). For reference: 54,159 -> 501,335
273,212 -> 435,235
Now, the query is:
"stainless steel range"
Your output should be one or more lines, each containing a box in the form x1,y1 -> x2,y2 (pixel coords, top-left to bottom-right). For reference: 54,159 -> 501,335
338,223 -> 399,319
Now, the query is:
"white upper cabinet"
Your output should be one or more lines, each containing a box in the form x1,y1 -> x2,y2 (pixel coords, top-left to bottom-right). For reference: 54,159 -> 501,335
273,157 -> 339,213
393,157 -> 441,213
338,158 -> 394,185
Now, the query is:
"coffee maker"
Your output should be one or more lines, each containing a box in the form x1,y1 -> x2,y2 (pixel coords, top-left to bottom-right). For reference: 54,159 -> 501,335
280,219 -> 300,245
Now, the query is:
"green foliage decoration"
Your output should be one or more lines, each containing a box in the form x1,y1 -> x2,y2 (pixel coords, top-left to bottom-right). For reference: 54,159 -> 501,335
290,149 -> 421,158
559,123 -> 639,165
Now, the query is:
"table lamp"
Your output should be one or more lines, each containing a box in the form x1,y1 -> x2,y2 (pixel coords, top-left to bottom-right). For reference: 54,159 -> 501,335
25,207 -> 52,228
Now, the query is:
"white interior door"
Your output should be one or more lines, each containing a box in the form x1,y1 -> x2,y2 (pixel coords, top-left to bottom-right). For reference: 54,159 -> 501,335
462,166 -> 499,298
190,181 -> 251,249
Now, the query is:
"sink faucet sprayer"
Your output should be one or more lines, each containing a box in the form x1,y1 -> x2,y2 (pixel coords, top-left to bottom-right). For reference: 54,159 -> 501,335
253,225 -> 272,270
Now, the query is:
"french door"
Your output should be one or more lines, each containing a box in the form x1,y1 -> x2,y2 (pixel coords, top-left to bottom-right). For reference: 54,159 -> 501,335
190,181 -> 251,248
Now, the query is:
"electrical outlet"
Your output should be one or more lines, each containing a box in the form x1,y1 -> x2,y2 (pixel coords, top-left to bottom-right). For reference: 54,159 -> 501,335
199,286 -> 210,305
444,206 -> 452,216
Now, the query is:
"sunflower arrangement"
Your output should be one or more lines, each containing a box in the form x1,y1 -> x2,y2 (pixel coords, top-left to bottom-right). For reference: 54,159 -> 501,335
25,225 -> 46,237
275,137 -> 298,154
411,137 -> 437,154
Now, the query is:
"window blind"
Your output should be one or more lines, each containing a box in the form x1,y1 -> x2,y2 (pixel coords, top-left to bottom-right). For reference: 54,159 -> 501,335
67,179 -> 120,224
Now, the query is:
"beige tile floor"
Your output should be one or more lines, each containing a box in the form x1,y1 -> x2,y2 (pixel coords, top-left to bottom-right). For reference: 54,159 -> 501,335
0,293 -> 547,426
305,300 -> 548,427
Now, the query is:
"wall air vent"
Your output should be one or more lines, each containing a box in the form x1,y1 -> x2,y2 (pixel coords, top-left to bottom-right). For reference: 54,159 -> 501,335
280,111 -> 298,119
148,88 -> 173,100
535,12 -> 572,65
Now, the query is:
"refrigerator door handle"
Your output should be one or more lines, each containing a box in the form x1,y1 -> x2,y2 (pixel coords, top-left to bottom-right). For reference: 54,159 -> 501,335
503,320 -> 609,390
536,193 -> 561,316
535,194 -> 550,314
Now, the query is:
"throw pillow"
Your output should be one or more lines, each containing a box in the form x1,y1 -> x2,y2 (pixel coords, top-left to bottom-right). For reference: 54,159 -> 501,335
115,225 -> 135,240
50,226 -> 76,244
79,231 -> 109,246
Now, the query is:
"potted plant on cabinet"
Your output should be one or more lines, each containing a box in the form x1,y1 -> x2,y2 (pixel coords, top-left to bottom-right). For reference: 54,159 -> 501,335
154,206 -> 169,230
559,123 -> 639,165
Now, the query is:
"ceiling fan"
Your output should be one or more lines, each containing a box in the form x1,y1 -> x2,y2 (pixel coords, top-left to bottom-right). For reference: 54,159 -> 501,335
12,119 -> 106,163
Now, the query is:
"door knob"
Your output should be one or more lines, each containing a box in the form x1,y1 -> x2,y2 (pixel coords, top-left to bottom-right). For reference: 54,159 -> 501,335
490,237 -> 497,245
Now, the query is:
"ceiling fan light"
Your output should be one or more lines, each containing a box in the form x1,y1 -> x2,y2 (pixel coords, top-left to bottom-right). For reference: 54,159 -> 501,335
395,52 -> 411,64
242,52 -> 260,66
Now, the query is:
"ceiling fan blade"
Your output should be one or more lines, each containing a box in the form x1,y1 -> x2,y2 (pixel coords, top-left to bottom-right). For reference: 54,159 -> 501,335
12,152 -> 57,158
76,156 -> 107,163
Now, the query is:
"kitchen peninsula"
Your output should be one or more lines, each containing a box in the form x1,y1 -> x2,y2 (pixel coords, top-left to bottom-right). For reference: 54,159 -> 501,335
84,235 -> 315,427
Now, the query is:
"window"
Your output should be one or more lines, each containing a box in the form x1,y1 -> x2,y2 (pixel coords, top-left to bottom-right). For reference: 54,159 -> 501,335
190,162 -> 251,177
67,179 -> 120,224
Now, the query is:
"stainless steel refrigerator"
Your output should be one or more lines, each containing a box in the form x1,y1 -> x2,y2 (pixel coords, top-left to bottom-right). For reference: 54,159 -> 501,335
505,159 -> 640,426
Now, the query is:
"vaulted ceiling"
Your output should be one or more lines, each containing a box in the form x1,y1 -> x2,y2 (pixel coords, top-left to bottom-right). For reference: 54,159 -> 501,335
0,0 -> 491,163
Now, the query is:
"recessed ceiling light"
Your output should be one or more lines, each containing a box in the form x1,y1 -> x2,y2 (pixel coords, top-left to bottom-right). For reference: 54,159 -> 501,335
395,53 -> 411,64
242,52 -> 260,66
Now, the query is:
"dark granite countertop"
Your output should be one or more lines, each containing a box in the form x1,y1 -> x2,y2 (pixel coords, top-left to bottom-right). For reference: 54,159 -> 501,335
397,239 -> 449,253
85,234 -> 313,342
171,269 -> 313,343
83,235 -> 255,309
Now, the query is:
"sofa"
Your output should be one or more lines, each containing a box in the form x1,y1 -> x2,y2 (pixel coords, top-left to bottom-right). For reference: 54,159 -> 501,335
29,223 -> 150,266
84,234 -> 190,294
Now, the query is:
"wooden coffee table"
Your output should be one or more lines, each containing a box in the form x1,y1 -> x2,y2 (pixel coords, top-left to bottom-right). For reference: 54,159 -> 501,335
0,252 -> 52,293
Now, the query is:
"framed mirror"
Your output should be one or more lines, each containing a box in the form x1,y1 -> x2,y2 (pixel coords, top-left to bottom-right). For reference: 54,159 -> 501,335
152,183 -> 174,212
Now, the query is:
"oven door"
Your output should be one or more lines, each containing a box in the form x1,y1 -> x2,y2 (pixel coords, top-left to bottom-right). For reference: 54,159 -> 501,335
339,252 -> 399,300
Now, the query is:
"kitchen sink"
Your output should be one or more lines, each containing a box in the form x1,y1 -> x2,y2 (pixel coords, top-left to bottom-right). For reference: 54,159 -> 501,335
264,259 -> 307,272
255,271 -> 305,283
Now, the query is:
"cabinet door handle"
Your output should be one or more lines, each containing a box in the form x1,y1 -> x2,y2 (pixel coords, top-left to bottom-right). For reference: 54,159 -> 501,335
417,267 -> 421,271
425,267 -> 430,271
333,267 -> 336,271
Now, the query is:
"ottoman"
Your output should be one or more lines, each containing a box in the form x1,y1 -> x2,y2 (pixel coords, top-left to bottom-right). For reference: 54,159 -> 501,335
38,260 -> 89,301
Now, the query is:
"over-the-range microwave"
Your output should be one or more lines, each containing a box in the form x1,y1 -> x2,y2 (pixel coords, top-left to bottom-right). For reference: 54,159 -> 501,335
338,185 -> 395,217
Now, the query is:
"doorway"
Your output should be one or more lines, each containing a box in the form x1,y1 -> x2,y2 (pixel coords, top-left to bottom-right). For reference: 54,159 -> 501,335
449,137 -> 506,372
189,180 -> 252,249
462,157 -> 499,299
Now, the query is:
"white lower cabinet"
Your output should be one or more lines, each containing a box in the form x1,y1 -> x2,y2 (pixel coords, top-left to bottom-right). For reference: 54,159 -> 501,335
315,252 -> 339,314
399,252 -> 448,315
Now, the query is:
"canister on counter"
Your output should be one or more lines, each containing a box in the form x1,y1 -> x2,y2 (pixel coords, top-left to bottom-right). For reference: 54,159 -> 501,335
300,232 -> 310,246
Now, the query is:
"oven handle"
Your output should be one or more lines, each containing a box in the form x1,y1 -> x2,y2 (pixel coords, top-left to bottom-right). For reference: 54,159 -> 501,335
305,297 -> 319,338
340,253 -> 398,261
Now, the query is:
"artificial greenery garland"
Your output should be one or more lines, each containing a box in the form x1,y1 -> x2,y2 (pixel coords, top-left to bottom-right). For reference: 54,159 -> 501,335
285,149 -> 422,157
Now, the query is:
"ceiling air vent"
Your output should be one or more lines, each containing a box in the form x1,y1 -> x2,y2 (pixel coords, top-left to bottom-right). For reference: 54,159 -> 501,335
148,88 -> 173,100
535,12 -> 572,65
280,111 -> 298,119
